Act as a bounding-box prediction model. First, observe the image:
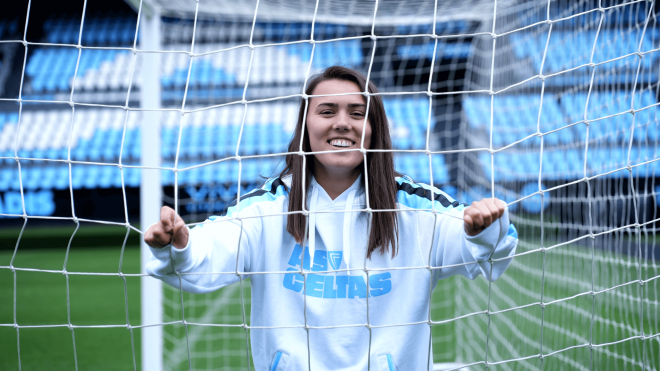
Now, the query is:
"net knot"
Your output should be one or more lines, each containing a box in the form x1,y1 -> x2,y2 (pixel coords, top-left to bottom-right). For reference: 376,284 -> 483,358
539,302 -> 546,308
636,51 -> 644,59
240,99 -> 247,105
597,7 -> 605,13
639,279 -> 644,286
132,47 -> 138,55
308,39 -> 315,45
75,44 -> 82,50
370,35 -> 377,41
626,164 -> 633,171
248,44 -> 254,50
426,91 -> 433,97
634,222 -> 641,229
589,62 -> 596,68
297,151 -> 305,157
490,32 -> 497,39
68,101 -> 75,108
538,74 -> 545,81
117,164 -> 123,170
301,93 -> 308,100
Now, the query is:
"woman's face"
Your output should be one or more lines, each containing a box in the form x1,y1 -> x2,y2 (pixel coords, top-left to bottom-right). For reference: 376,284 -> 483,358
306,79 -> 372,178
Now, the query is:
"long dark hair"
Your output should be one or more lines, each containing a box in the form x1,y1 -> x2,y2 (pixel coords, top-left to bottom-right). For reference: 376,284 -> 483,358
278,66 -> 399,259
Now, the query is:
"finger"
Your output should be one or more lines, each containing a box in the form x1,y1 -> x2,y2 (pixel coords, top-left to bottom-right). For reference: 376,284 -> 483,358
463,213 -> 474,234
465,206 -> 484,235
145,224 -> 170,248
484,198 -> 501,222
153,228 -> 173,247
474,201 -> 492,228
144,228 -> 158,248
172,215 -> 189,249
160,206 -> 175,234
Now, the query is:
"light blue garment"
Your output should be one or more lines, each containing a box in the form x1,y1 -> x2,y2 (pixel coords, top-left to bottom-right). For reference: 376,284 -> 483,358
147,175 -> 518,370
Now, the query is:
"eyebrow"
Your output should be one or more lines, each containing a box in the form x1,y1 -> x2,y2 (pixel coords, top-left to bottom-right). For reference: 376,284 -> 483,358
316,102 -> 367,108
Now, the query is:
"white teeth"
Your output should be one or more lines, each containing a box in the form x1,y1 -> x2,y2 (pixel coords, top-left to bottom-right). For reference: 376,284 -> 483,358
330,139 -> 352,148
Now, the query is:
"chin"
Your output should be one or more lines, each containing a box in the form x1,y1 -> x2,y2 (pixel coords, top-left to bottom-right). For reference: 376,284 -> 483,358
322,158 -> 364,172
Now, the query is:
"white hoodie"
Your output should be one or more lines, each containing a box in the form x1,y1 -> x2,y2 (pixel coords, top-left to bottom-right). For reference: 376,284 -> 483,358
147,175 -> 518,371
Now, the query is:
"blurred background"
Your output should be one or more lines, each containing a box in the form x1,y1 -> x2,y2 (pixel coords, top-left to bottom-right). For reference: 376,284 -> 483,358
1,0 -> 660,370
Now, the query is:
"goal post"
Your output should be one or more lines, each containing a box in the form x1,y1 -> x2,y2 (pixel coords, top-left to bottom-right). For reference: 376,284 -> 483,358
138,4 -> 163,371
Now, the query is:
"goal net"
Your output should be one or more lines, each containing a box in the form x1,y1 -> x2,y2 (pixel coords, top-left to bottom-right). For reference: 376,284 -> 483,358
1,0 -> 659,370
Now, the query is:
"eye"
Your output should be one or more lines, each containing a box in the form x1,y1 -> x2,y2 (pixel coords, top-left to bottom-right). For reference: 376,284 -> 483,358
351,111 -> 366,117
319,110 -> 334,115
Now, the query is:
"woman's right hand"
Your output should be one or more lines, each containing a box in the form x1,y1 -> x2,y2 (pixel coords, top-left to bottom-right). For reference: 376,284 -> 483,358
144,206 -> 189,249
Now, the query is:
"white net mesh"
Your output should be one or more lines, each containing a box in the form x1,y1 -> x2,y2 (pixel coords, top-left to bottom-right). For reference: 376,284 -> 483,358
2,0 -> 660,370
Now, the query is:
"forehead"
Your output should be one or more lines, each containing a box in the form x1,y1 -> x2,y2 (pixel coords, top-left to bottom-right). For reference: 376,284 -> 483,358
310,79 -> 364,105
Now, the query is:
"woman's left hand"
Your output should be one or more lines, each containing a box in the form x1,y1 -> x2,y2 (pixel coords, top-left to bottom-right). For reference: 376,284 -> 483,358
463,198 -> 506,236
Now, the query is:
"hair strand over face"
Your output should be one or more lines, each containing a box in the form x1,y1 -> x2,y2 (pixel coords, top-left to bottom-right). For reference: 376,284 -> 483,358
278,66 -> 400,259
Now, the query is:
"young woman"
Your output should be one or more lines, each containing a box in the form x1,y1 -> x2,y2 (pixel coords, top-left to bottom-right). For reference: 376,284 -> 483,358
145,66 -> 518,371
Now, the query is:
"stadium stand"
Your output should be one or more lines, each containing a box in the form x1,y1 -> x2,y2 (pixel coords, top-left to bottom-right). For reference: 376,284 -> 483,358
2,14 -> 658,217
0,97 -> 447,192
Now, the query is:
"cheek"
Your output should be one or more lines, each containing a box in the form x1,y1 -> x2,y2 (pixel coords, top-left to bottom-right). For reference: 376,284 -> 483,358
363,122 -> 372,149
306,118 -> 324,150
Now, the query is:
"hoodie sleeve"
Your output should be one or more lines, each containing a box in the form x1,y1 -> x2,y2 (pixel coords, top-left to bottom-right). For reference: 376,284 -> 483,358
146,217 -> 259,294
431,208 -> 518,282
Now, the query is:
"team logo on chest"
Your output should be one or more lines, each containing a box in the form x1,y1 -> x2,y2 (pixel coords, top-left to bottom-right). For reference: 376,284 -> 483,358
327,251 -> 343,270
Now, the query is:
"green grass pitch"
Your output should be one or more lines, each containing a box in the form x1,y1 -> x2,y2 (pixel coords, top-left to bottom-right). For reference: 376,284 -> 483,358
1,229 -> 659,371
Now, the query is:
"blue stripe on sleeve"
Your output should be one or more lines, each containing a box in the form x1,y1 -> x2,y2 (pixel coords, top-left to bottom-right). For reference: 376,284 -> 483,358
395,176 -> 466,213
202,178 -> 287,224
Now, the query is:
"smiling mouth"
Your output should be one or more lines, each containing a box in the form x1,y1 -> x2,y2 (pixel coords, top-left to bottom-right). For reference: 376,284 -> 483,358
328,139 -> 355,148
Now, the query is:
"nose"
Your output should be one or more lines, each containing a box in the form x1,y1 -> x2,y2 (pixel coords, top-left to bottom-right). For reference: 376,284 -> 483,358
332,112 -> 350,131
